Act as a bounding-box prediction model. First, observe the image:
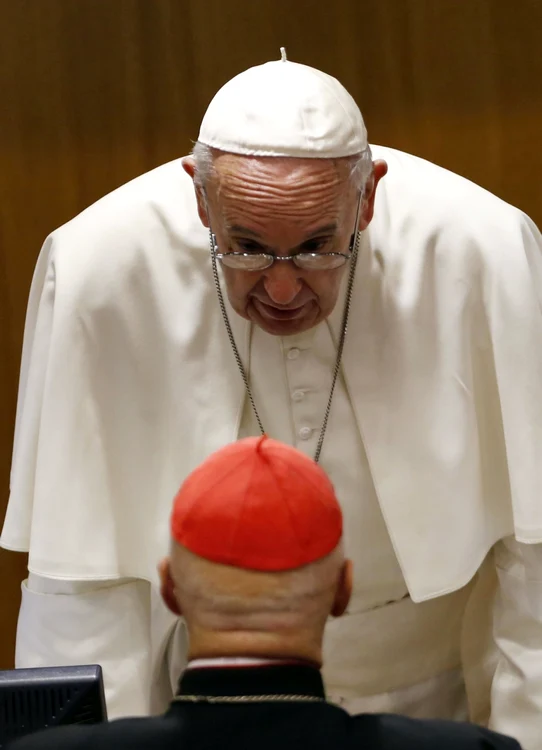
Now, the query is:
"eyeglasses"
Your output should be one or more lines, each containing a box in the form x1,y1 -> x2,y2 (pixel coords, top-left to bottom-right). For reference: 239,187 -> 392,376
212,235 -> 355,272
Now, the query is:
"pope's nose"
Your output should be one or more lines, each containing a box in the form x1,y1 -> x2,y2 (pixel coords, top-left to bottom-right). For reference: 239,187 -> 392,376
262,261 -> 303,306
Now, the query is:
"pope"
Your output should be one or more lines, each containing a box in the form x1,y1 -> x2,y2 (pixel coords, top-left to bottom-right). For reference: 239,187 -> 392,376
2,50 -> 542,749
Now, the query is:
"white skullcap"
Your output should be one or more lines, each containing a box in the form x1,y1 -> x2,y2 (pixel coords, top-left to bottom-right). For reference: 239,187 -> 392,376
198,48 -> 368,159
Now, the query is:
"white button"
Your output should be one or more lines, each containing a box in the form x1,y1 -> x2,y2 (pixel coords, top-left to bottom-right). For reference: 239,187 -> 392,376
298,426 -> 313,440
287,348 -> 300,360
292,390 -> 305,402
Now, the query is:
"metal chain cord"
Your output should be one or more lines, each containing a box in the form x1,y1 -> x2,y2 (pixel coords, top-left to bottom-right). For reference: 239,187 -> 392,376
313,226 -> 360,463
209,192 -> 363,464
173,693 -> 324,704
210,239 -> 265,436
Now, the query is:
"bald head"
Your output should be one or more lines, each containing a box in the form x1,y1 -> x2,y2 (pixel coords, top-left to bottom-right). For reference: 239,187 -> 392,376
161,436 -> 353,662
159,540 -> 352,664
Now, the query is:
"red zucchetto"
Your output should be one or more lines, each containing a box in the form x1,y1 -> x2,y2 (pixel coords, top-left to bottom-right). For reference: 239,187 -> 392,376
170,436 -> 342,571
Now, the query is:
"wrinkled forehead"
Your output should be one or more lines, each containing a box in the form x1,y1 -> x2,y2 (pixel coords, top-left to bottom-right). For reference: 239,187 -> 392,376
210,153 -> 355,197
206,153 -> 357,224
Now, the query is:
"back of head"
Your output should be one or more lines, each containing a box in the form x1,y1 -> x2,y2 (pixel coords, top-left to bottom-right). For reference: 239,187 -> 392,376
171,543 -> 345,637
163,436 -> 351,662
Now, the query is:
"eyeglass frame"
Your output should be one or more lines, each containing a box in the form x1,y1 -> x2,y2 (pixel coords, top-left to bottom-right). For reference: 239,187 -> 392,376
211,237 -> 355,271
207,189 -> 364,272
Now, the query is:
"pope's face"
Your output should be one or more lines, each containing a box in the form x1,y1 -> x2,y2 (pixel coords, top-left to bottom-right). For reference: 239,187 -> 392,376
185,154 -> 381,336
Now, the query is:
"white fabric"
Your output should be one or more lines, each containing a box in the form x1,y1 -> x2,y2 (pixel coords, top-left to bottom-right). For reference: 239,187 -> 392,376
4,146 -> 542,594
23,573 -> 186,718
22,316 -> 471,721
2,145 -> 542,746
198,55 -> 368,158
239,316 -> 470,709
186,657 -> 291,669
18,576 -> 154,717
23,571 -> 470,722
239,319 -> 410,613
489,538 -> 542,749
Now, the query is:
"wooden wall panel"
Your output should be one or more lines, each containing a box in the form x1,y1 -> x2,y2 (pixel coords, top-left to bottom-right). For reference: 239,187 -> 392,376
1,0 -> 541,668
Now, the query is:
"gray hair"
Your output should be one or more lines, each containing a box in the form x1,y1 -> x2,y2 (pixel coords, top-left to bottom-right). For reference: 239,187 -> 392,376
191,141 -> 373,193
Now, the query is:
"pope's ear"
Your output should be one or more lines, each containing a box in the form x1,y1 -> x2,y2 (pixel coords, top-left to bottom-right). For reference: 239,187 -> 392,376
182,156 -> 196,179
182,157 -> 210,228
358,159 -> 388,230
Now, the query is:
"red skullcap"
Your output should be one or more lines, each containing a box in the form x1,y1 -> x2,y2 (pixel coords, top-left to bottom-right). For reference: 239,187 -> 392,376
170,436 -> 342,571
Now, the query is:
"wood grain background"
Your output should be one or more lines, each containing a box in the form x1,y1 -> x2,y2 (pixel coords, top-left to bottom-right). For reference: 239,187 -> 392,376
1,0 -> 541,668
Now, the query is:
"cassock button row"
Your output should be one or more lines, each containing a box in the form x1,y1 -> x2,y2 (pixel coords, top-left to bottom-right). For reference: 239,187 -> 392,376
287,348 -> 300,360
292,390 -> 305,402
298,426 -> 313,440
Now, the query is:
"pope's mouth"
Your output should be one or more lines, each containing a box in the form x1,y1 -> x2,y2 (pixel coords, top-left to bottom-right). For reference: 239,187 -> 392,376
252,299 -> 309,321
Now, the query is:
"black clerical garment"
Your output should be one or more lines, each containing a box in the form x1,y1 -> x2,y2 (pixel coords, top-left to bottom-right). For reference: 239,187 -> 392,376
7,664 -> 521,750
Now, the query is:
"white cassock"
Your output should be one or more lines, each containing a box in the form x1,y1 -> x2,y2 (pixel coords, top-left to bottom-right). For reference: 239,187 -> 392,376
2,145 -> 542,749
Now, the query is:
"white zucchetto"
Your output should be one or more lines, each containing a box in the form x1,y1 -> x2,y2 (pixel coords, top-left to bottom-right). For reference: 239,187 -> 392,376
198,49 -> 368,159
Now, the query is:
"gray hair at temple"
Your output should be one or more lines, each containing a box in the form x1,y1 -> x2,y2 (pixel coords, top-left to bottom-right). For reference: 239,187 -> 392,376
190,141 -> 374,193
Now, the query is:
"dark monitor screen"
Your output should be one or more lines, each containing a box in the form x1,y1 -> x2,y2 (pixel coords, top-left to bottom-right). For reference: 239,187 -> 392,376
0,664 -> 107,747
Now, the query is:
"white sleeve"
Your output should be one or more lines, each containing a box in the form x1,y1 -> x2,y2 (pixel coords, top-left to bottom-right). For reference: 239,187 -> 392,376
489,537 -> 542,750
19,574 -> 154,719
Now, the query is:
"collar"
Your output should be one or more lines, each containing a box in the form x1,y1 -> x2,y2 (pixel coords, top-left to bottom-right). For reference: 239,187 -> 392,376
178,660 -> 325,699
186,657 -> 297,670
